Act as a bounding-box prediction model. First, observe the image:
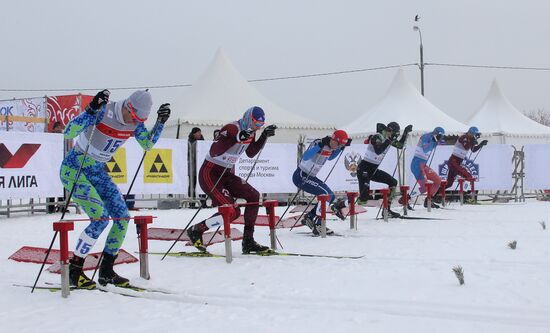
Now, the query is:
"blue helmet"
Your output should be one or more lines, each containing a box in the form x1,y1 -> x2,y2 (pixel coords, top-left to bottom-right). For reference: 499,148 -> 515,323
432,126 -> 445,142
468,126 -> 481,138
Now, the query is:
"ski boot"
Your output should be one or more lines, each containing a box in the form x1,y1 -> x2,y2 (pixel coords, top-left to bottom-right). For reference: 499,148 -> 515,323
330,198 -> 347,221
69,255 -> 96,290
387,204 -> 401,218
242,237 -> 271,254
98,253 -> 130,287
398,194 -> 414,211
302,215 -> 320,235
187,226 -> 208,253
424,197 -> 440,209
314,217 -> 334,235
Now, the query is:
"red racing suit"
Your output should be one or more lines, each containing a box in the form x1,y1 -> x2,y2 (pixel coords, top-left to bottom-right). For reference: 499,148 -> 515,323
445,133 -> 482,189
198,121 -> 266,239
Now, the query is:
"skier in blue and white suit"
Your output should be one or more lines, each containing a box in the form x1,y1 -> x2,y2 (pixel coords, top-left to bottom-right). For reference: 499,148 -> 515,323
292,130 -> 350,235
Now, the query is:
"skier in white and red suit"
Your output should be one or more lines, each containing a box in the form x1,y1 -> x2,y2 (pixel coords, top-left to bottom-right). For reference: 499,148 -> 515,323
186,106 -> 277,254
444,126 -> 487,189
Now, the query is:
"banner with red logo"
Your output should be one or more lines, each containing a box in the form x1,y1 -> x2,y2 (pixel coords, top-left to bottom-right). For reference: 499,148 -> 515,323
46,95 -> 92,132
0,132 -> 64,199
0,98 -> 47,133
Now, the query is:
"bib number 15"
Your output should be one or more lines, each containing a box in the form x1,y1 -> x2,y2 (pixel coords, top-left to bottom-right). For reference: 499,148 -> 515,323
104,139 -> 123,153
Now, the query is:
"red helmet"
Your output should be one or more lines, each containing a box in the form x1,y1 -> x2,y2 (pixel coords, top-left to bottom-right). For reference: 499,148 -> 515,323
331,130 -> 349,145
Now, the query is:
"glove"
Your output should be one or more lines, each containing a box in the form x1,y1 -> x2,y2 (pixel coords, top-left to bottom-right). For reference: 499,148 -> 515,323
346,138 -> 353,146
320,136 -> 331,147
85,89 -> 110,114
157,103 -> 171,124
260,124 -> 277,140
479,139 -> 488,147
390,132 -> 399,141
238,129 -> 254,142
404,124 -> 413,134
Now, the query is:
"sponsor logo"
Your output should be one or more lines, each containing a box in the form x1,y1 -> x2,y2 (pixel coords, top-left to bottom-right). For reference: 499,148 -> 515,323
144,149 -> 172,183
344,151 -> 361,177
105,148 -> 127,184
0,143 -> 41,189
0,143 -> 41,168
438,158 -> 479,186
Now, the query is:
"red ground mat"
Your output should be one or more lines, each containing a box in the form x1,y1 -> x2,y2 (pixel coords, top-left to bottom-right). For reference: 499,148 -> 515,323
148,227 -> 243,246
232,215 -> 304,229
289,205 -> 367,215
47,249 -> 137,274
8,246 -> 137,274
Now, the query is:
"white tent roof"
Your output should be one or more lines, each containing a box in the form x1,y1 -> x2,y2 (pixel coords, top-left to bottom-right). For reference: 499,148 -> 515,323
343,69 -> 468,136
467,80 -> 550,135
168,48 -> 329,129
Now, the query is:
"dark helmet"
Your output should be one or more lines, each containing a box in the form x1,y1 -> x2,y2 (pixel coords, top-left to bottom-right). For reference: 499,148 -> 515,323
432,126 -> 445,141
386,122 -> 400,134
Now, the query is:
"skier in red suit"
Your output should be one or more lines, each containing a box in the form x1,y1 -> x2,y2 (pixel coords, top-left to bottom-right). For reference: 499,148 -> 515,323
445,126 -> 487,189
187,106 -> 277,254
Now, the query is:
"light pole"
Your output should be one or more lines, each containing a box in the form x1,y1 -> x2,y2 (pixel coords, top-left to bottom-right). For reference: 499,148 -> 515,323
413,25 -> 424,95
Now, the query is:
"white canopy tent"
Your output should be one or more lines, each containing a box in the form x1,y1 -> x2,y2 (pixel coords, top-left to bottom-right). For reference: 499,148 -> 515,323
342,69 -> 469,138
467,80 -> 550,145
161,48 -> 333,143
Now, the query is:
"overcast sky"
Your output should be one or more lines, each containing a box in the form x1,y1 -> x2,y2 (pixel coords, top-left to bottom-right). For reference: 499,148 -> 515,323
2,0 -> 550,126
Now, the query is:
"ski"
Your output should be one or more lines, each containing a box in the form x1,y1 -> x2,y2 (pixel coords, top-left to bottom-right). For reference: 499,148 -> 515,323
377,216 -> 450,221
40,282 -> 172,294
146,251 -> 225,258
243,250 -> 364,259
296,231 -> 345,237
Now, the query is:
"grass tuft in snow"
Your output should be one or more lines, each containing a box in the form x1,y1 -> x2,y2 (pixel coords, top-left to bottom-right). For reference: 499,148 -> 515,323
508,240 -> 517,249
540,221 -> 546,230
452,265 -> 465,285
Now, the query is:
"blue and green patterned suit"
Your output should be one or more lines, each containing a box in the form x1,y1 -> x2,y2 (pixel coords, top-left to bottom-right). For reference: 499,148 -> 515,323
60,102 -> 163,257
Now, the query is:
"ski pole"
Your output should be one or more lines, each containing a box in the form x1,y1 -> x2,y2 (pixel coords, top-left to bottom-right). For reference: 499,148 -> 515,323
289,146 -> 347,231
31,108 -> 103,293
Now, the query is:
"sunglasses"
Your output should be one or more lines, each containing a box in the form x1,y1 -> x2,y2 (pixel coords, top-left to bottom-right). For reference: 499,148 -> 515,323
251,114 -> 265,127
126,102 -> 147,122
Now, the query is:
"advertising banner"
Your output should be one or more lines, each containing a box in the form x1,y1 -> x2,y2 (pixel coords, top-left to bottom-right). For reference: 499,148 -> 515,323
0,132 -> 64,199
0,98 -> 47,133
195,140 -> 297,194
524,144 -> 550,190
46,95 -> 92,132
318,144 -> 399,192
111,138 -> 187,195
404,143 -> 513,191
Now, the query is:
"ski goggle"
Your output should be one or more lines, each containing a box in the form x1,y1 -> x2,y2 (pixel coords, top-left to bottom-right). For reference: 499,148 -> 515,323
251,114 -> 265,127
126,102 -> 147,122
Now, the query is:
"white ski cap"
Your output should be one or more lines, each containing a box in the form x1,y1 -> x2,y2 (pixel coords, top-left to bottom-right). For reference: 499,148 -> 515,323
125,90 -> 153,121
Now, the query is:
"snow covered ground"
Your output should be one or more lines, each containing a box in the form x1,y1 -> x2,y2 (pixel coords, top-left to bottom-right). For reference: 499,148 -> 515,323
1,200 -> 549,333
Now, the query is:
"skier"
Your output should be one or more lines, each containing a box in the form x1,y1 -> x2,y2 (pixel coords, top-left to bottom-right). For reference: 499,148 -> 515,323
186,107 -> 277,254
292,130 -> 351,235
444,126 -> 487,191
61,89 -> 170,289
356,122 -> 412,217
409,127 -> 445,208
